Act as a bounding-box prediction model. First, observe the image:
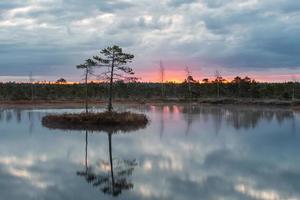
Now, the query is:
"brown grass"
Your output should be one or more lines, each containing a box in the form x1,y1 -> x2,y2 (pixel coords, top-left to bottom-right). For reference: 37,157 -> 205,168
42,111 -> 149,132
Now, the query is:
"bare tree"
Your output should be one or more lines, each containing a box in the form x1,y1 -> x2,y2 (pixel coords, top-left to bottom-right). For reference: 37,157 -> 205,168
160,60 -> 165,98
76,59 -> 97,114
214,70 -> 223,98
291,75 -> 297,100
93,45 -> 135,112
185,67 -> 197,100
185,67 -> 192,99
29,72 -> 34,101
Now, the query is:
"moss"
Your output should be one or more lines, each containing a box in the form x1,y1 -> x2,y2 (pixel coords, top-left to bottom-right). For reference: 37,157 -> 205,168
42,111 -> 149,132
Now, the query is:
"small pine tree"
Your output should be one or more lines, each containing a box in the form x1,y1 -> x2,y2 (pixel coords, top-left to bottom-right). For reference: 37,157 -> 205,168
93,45 -> 134,112
76,59 -> 97,113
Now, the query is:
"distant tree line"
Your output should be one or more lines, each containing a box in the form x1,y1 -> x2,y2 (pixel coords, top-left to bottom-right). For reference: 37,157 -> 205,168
2,45 -> 298,103
0,77 -> 299,101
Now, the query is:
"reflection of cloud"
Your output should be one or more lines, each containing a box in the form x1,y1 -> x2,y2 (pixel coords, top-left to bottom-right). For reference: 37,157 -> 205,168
203,149 -> 300,199
235,184 -> 295,200
8,167 -> 30,179
0,155 -> 51,190
143,160 -> 152,171
138,185 -> 153,197
166,175 -> 247,200
0,106 -> 299,199
6,167 -> 47,189
0,155 -> 47,166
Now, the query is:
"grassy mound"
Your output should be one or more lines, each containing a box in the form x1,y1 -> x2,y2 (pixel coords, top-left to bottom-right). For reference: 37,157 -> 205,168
42,111 -> 149,132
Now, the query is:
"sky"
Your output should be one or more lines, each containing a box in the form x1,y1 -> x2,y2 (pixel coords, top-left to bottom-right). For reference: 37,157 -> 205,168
0,0 -> 300,83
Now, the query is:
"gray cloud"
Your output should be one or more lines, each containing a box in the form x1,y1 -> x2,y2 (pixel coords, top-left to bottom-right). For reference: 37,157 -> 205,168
0,0 -> 299,81
168,0 -> 197,7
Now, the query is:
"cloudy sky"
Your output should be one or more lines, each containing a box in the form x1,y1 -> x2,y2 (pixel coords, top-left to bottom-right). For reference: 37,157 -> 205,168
0,0 -> 300,82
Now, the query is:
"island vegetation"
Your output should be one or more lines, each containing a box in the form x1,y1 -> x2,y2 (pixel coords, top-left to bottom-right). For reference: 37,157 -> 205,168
42,111 -> 148,132
42,45 -> 149,130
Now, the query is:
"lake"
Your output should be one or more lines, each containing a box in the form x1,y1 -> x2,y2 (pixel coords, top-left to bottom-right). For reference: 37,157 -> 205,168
0,104 -> 299,200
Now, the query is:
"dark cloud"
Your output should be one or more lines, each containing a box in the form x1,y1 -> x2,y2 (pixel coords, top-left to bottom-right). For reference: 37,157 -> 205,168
168,0 -> 197,7
204,0 -> 231,8
0,0 -> 299,80
0,1 -> 25,10
62,0 -> 134,12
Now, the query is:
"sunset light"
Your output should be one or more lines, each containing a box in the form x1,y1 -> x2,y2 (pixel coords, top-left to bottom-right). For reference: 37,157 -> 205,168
0,1 -> 299,199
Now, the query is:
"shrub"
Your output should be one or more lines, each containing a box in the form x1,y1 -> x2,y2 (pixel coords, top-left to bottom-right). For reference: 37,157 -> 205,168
42,111 -> 149,132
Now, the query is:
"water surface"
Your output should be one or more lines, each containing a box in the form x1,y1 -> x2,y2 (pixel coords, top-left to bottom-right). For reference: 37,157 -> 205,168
0,104 -> 299,200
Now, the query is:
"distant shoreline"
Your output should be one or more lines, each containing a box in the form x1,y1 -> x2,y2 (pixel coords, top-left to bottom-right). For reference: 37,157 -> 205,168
0,98 -> 299,110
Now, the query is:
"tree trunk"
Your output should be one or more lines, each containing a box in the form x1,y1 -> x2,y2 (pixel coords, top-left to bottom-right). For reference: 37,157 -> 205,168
108,52 -> 115,112
85,130 -> 88,172
85,69 -> 88,114
108,133 -> 115,194
188,81 -> 191,100
217,82 -> 220,98
161,83 -> 164,99
292,84 -> 295,100
31,83 -> 34,101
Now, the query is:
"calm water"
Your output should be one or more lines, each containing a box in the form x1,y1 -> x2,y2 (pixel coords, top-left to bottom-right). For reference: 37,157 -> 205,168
0,104 -> 299,200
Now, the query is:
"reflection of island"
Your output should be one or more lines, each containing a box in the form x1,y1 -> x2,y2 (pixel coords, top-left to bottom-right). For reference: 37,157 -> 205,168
77,130 -> 137,197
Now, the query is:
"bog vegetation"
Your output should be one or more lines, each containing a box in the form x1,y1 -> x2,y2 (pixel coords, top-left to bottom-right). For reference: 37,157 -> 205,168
42,111 -> 149,132
1,78 -> 299,101
0,45 -> 299,103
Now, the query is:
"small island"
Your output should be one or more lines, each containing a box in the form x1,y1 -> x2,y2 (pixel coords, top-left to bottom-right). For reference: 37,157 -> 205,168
42,111 -> 149,132
42,45 -> 149,132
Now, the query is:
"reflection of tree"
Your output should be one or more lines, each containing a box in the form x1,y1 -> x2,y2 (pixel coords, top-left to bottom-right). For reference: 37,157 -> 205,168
223,107 -> 295,131
28,111 -> 34,133
0,109 -> 3,121
14,109 -> 22,123
6,110 -> 12,122
159,108 -> 165,138
275,111 -> 294,125
291,116 -> 296,135
77,131 -> 137,197
211,107 -> 223,135
182,104 -> 200,135
264,111 -> 275,122
225,108 -> 262,130
181,106 -> 295,131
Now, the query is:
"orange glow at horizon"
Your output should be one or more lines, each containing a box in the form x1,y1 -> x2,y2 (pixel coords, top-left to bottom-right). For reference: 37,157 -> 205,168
137,70 -> 189,83
2,71 -> 299,84
51,73 -> 300,83
32,80 -> 104,85
137,71 -> 300,83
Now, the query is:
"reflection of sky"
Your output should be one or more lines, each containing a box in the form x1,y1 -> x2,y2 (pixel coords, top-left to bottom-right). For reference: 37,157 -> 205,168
0,105 -> 299,200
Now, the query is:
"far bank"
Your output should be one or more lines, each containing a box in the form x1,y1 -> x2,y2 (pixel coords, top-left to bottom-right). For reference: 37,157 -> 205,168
0,98 -> 299,110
